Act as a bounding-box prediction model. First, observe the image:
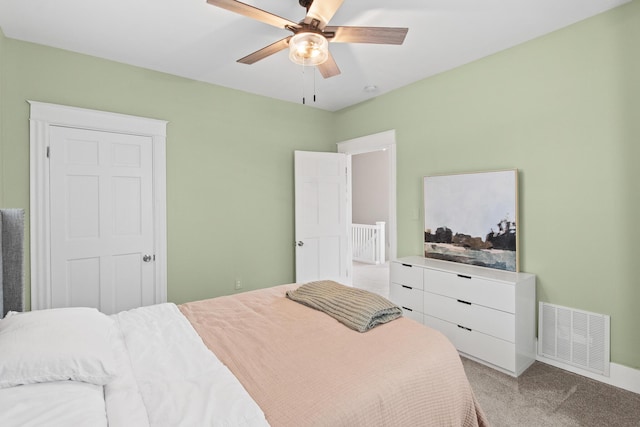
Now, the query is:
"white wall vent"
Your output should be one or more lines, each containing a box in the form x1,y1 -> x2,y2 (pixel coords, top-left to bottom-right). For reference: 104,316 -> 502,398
538,302 -> 610,376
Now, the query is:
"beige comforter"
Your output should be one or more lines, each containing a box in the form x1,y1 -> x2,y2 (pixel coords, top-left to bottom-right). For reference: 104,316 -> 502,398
180,284 -> 488,427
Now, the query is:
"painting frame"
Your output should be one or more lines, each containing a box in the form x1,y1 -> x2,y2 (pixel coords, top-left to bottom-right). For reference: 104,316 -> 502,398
423,169 -> 519,272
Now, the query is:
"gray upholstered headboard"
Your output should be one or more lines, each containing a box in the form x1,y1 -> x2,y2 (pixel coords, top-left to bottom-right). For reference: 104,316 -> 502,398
0,209 -> 25,318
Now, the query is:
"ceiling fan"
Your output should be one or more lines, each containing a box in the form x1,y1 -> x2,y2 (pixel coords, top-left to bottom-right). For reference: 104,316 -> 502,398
206,0 -> 409,78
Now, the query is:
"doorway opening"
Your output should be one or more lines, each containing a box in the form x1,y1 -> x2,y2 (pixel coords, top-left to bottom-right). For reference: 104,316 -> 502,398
337,130 -> 396,299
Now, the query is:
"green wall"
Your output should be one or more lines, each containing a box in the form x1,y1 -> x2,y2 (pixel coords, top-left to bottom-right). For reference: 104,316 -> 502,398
0,28 -> 5,205
1,2 -> 638,370
0,31 -> 335,306
334,2 -> 640,369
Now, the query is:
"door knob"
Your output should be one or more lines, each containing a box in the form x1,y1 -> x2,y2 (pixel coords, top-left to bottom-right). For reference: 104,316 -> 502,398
143,254 -> 153,262
296,241 -> 304,247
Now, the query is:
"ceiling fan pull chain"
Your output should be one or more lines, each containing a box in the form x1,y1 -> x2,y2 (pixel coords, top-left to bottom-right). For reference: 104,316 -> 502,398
302,62 -> 306,104
313,67 -> 317,103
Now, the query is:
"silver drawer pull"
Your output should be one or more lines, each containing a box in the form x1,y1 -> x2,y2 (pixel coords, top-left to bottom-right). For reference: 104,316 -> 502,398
457,325 -> 472,332
402,285 -> 412,290
457,299 -> 472,305
457,274 -> 472,279
402,306 -> 413,312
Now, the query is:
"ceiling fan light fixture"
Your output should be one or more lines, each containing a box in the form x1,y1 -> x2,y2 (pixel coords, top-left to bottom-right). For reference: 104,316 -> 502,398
289,32 -> 329,66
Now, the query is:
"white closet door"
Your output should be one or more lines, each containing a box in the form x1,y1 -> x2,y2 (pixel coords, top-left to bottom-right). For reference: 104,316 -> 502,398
49,126 -> 155,314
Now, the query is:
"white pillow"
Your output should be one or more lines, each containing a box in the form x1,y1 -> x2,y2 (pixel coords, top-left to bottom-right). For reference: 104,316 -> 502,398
0,307 -> 117,389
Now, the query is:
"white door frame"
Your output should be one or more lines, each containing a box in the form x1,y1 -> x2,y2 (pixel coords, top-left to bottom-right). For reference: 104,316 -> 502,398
337,129 -> 397,261
29,101 -> 168,310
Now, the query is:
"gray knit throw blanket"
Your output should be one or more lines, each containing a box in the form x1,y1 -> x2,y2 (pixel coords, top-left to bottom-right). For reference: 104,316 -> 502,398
286,280 -> 402,332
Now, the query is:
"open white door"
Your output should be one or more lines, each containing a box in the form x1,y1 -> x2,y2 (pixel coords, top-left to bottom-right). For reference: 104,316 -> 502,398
294,151 -> 351,284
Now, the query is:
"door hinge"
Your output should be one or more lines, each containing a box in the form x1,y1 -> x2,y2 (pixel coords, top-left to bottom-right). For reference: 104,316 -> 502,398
46,146 -> 50,158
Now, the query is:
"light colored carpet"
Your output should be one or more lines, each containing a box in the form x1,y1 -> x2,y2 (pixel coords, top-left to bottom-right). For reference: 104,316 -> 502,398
462,358 -> 640,427
352,261 -> 389,299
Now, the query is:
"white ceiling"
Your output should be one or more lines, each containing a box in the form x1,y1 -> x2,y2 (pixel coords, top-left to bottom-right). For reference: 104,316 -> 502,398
0,0 -> 629,111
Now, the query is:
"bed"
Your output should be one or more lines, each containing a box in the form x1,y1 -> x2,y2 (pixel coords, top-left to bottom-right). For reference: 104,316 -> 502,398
0,210 -> 488,427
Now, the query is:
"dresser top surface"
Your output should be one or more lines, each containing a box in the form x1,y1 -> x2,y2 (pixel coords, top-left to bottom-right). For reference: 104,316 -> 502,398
393,256 -> 535,283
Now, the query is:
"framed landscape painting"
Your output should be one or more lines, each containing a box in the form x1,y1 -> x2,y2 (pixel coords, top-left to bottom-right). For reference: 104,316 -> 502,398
423,169 -> 518,272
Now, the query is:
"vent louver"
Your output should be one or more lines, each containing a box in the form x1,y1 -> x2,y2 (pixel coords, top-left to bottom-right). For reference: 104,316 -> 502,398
538,302 -> 610,376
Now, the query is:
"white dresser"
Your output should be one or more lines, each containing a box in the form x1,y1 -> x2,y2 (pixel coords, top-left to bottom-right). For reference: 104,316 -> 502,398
390,256 -> 536,377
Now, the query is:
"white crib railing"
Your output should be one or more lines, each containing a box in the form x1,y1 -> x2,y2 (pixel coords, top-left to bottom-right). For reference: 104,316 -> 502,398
352,222 -> 385,264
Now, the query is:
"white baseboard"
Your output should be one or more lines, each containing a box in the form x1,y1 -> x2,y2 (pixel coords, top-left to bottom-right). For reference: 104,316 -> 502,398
536,354 -> 640,395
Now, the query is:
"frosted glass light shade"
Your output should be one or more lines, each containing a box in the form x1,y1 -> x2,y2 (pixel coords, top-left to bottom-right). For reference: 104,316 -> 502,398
289,32 -> 329,66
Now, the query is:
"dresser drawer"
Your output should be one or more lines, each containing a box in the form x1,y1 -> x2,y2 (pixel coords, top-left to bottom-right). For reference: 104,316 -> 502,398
425,315 -> 515,372
456,326 -> 516,373
423,314 -> 458,344
389,282 -> 424,313
390,262 -> 423,290
423,292 -> 515,342
423,268 -> 515,313
401,307 -> 424,324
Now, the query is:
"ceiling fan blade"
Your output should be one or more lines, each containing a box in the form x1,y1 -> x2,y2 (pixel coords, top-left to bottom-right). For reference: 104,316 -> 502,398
326,26 -> 408,45
207,0 -> 299,30
317,52 -> 340,78
304,0 -> 344,30
237,37 -> 292,64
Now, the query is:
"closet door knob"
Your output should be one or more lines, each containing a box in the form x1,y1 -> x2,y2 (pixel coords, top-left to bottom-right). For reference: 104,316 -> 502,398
143,254 -> 153,262
296,241 -> 304,247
